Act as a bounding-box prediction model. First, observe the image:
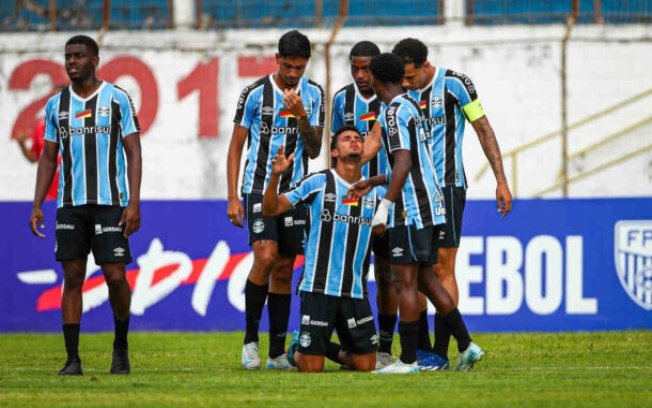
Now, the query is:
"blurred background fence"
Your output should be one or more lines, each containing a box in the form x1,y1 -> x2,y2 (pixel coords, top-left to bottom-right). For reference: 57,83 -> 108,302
1,0 -> 651,32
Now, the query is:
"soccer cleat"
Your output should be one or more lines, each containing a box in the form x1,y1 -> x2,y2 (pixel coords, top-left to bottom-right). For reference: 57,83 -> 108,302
372,359 -> 419,374
110,348 -> 131,374
417,351 -> 450,371
58,358 -> 83,376
286,330 -> 299,367
241,341 -> 261,370
266,353 -> 295,370
457,342 -> 484,372
375,352 -> 395,370
416,348 -> 433,361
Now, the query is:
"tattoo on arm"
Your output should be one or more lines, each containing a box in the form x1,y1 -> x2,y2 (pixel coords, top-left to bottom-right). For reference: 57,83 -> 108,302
477,122 -> 507,183
298,117 -> 321,158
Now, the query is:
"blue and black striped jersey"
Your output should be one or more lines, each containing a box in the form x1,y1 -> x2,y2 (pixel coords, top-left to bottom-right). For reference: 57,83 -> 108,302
43,82 -> 140,208
378,94 -> 445,229
408,67 -> 484,188
234,74 -> 325,194
331,83 -> 388,179
285,169 -> 385,299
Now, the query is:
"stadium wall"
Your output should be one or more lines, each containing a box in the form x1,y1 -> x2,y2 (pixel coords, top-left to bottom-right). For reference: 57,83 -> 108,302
1,24 -> 651,201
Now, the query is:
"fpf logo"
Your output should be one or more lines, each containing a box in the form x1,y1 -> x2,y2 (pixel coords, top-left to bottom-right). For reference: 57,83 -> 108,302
614,220 -> 652,310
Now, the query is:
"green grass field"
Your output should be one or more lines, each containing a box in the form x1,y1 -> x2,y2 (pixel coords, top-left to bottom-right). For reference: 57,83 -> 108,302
1,331 -> 651,407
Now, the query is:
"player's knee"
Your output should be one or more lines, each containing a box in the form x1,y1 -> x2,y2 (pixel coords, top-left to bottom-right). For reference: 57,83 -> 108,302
104,272 -> 127,290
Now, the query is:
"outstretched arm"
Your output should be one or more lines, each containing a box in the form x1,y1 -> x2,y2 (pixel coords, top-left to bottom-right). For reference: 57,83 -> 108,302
471,116 -> 512,217
360,121 -> 382,164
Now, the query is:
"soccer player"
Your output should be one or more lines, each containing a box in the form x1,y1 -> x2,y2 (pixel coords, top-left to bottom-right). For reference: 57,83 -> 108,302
262,126 -> 383,372
29,35 -> 142,376
226,30 -> 325,370
331,41 -> 396,369
392,38 -> 512,368
365,53 -> 483,374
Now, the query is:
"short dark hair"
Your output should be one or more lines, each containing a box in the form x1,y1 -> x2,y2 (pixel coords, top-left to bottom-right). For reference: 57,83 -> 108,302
330,125 -> 361,151
370,53 -> 404,84
278,30 -> 311,59
65,35 -> 99,56
349,41 -> 381,60
392,38 -> 428,68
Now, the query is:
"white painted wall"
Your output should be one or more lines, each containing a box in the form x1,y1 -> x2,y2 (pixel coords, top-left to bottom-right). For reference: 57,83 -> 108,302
1,24 -> 651,201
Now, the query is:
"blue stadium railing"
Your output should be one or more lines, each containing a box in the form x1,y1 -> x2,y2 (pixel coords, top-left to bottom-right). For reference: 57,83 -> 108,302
0,0 -> 650,32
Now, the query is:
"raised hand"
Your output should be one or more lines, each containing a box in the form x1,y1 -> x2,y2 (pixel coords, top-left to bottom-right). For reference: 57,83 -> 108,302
272,145 -> 295,175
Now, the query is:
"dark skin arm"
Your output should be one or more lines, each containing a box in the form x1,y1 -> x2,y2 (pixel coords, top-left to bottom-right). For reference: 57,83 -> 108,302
29,140 -> 58,238
283,89 -> 322,159
263,145 -> 295,217
360,121 -> 382,165
384,149 -> 411,204
226,125 -> 248,227
348,174 -> 387,199
470,116 -> 513,217
120,132 -> 142,237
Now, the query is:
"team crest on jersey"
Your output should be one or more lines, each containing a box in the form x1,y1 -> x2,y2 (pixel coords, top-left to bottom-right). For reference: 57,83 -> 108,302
614,220 -> 652,310
98,106 -> 110,117
431,97 -> 442,106
362,198 -> 375,208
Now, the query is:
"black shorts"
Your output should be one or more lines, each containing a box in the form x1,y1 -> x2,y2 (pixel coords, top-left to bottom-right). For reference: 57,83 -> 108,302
371,232 -> 390,260
438,186 -> 466,248
297,291 -> 378,356
389,225 -> 438,266
244,193 -> 307,256
55,205 -> 132,265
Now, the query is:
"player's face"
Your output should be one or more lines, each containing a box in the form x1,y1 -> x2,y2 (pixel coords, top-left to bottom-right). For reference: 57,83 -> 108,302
333,130 -> 364,160
64,44 -> 98,82
350,56 -> 374,93
276,55 -> 309,88
402,62 -> 429,90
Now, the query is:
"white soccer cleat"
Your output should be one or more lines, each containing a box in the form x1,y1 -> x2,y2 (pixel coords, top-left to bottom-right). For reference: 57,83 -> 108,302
375,352 -> 395,370
372,359 -> 419,374
241,341 -> 261,370
265,353 -> 295,370
457,342 -> 484,371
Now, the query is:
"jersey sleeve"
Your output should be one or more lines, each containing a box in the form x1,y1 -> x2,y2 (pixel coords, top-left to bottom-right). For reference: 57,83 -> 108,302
43,97 -> 58,143
233,84 -> 259,129
330,91 -> 345,134
309,83 -> 326,128
114,87 -> 140,137
284,173 -> 324,206
384,104 -> 410,153
446,70 -> 485,122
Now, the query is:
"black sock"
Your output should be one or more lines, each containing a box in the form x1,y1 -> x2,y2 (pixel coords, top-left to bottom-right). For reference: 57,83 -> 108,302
267,293 -> 291,358
113,316 -> 130,350
325,342 -> 342,364
244,280 -> 268,344
432,313 -> 451,359
417,310 -> 432,351
62,323 -> 80,362
398,320 -> 419,364
441,308 -> 471,352
378,313 -> 397,354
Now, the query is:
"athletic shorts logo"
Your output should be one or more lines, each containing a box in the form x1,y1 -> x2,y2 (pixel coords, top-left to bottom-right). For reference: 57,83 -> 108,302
370,334 -> 379,345
391,247 -> 404,257
252,219 -> 265,234
347,318 -> 357,329
614,220 -> 652,310
284,217 -> 293,227
253,203 -> 262,213
95,224 -> 103,235
301,314 -> 310,325
299,332 -> 311,348
113,247 -> 125,257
